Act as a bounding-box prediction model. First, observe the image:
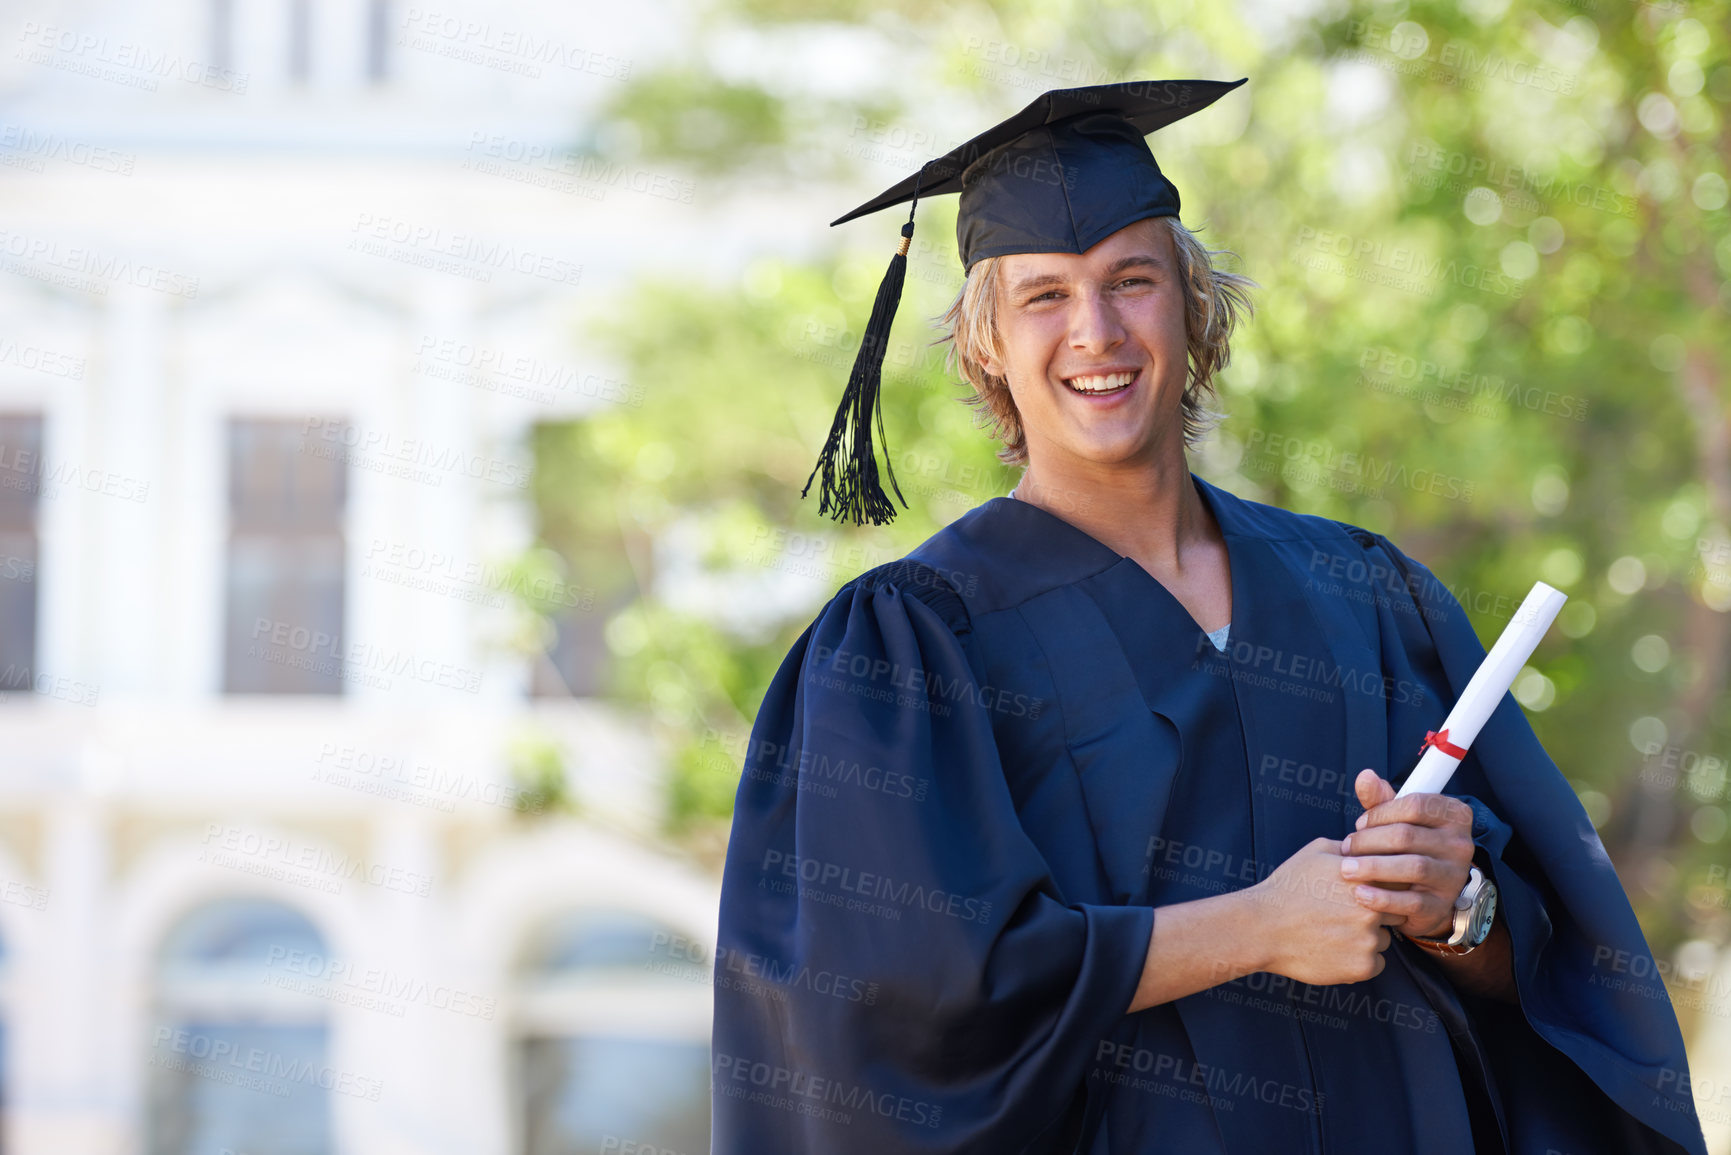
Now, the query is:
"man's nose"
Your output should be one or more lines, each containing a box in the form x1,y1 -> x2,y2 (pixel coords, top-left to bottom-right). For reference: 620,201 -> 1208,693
1066,290 -> 1126,353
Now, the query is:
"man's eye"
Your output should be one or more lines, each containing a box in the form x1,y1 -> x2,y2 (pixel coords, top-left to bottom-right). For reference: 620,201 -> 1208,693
1115,277 -> 1152,289
1027,290 -> 1062,304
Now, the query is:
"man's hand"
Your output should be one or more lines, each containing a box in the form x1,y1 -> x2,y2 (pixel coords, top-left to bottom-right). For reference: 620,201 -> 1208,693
1247,836 -> 1404,986
1342,769 -> 1475,939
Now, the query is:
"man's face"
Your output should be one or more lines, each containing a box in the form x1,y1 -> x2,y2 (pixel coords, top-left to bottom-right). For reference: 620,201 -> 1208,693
980,217 -> 1189,472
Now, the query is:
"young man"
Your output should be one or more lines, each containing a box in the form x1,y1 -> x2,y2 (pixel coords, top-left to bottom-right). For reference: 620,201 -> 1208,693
712,80 -> 1708,1154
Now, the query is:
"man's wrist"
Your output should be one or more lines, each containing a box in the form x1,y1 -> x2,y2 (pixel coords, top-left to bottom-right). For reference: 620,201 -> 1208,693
1226,884 -> 1276,977
1404,909 -> 1458,941
1402,865 -> 1498,954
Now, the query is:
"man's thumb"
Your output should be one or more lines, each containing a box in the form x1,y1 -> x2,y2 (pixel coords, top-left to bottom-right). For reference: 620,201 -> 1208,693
1354,768 -> 1389,825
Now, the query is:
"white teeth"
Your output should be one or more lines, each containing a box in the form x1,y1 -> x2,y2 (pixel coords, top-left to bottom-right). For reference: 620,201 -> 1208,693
1066,371 -> 1136,394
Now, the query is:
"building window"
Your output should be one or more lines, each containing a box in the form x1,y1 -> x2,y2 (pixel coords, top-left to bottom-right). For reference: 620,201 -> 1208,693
0,414 -> 42,698
148,898 -> 332,1155
222,418 -> 346,695
288,0 -> 311,82
365,0 -> 390,81
514,911 -> 710,1153
209,0 -> 234,73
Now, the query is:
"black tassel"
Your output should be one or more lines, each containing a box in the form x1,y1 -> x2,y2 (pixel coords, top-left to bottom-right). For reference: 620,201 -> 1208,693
801,218 -> 914,526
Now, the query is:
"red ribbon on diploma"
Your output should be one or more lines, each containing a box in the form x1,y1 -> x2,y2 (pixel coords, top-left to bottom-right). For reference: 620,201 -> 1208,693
1419,728 -> 1468,760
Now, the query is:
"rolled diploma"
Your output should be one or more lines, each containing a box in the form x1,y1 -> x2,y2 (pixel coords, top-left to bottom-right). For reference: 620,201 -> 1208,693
1394,580 -> 1569,798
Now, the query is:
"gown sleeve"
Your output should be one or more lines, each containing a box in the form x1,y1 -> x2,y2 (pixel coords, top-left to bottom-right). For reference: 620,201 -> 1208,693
711,560 -> 1155,1155
1353,528 -> 1710,1155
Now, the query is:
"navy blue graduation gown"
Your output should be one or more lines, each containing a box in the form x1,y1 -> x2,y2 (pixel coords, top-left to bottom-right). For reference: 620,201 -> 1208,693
711,472 -> 1709,1155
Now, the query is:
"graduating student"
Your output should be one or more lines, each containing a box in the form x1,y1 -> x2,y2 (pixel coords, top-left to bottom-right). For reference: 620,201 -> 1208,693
711,79 -> 1709,1155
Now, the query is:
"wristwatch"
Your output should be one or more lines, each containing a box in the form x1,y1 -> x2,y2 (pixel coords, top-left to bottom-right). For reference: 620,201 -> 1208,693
1403,866 -> 1498,956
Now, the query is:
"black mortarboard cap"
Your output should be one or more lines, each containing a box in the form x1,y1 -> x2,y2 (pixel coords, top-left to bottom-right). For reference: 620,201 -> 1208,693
802,77 -> 1247,526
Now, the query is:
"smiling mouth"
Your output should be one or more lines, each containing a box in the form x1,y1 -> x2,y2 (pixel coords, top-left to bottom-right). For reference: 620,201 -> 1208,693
1063,369 -> 1137,396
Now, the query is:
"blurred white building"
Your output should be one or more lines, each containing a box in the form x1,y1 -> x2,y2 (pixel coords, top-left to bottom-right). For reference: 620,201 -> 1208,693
0,1 -> 720,1152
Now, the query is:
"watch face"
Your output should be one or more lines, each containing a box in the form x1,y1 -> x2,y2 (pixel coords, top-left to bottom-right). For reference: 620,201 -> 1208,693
1469,887 -> 1498,943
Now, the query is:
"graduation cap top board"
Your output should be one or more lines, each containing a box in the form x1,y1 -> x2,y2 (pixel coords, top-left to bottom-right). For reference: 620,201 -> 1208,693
802,77 -> 1248,526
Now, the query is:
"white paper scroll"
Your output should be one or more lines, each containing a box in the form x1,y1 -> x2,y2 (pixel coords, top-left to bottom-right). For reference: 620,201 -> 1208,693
1394,580 -> 1569,798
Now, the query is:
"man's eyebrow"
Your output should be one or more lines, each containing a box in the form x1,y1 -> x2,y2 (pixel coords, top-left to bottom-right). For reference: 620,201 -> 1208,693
1008,255 -> 1167,299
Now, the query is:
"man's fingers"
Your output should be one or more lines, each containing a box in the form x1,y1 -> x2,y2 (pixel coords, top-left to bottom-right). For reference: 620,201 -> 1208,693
1340,852 -> 1448,887
1353,769 -> 1395,827
1358,791 -> 1473,832
1342,822 -> 1469,860
1351,881 -> 1430,918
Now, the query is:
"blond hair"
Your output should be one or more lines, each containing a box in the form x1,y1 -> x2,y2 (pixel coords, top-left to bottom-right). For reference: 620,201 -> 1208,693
936,215 -> 1257,465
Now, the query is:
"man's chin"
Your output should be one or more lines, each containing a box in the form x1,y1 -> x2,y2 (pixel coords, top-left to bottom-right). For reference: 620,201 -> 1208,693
1043,436 -> 1167,472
